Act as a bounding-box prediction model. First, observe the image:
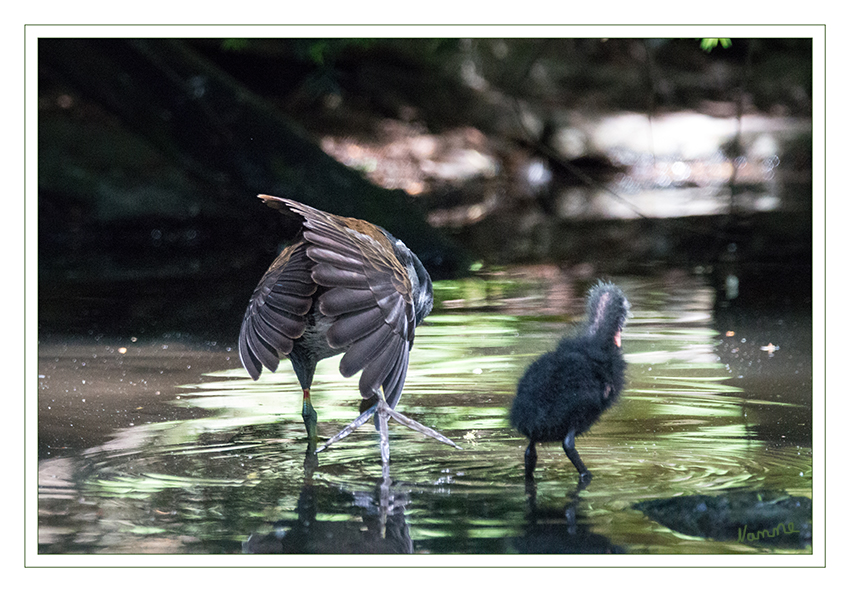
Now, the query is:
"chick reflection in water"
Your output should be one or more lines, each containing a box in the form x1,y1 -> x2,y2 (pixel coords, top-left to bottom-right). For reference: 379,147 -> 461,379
510,281 -> 629,486
513,488 -> 624,554
239,195 -> 460,472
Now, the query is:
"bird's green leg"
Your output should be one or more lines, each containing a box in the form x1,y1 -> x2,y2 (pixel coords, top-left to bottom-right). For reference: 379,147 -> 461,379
302,388 -> 318,452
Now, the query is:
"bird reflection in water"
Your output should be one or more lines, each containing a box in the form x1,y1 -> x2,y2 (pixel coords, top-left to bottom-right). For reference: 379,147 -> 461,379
513,479 -> 624,554
243,471 -> 413,554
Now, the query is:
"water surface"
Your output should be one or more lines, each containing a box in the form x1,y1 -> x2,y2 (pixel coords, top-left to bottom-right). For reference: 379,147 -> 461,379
37,271 -> 813,557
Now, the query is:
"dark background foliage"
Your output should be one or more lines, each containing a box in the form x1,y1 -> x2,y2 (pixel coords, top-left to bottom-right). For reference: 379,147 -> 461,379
37,37 -> 813,341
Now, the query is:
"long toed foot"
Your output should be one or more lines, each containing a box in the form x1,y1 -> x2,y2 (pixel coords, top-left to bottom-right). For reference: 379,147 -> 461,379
315,398 -> 461,463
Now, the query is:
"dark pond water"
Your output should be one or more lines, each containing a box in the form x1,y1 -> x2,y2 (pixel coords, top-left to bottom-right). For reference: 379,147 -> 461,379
37,270 -> 813,561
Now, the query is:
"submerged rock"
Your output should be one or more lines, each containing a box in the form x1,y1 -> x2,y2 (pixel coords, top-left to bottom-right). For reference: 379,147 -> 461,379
634,490 -> 811,549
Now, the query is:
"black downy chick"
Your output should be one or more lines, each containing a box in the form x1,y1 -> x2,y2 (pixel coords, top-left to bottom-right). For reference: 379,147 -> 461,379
510,281 -> 629,484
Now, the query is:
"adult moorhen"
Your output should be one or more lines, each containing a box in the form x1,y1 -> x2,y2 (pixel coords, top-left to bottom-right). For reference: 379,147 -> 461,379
239,195 -> 459,466
510,281 -> 629,485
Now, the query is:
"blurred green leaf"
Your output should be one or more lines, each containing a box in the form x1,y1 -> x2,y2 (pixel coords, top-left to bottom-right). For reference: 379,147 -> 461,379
700,38 -> 732,52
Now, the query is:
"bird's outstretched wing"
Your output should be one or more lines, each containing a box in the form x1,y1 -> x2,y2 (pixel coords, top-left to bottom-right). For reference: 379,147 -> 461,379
263,195 -> 415,408
238,239 -> 315,380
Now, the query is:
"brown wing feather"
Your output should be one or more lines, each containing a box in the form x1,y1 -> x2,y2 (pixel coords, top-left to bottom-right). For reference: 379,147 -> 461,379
238,239 -> 315,380
261,195 -> 417,404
